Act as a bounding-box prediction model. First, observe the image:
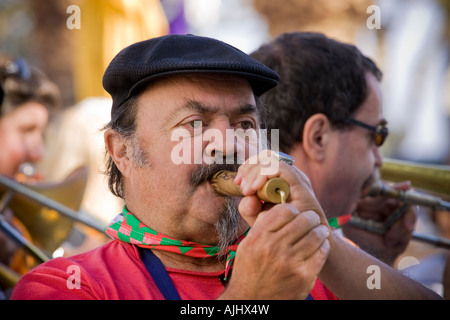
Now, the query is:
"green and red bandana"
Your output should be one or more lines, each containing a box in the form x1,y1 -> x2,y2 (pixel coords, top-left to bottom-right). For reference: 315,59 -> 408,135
328,214 -> 352,229
104,206 -> 247,281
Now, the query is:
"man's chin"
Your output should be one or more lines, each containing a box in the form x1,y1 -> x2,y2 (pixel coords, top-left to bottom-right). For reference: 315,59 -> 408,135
214,196 -> 243,251
191,181 -> 244,251
348,202 -> 358,215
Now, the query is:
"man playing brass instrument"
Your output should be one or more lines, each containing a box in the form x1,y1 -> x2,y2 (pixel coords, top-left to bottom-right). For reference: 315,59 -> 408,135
0,55 -> 60,298
250,32 -> 417,267
12,34 -> 440,300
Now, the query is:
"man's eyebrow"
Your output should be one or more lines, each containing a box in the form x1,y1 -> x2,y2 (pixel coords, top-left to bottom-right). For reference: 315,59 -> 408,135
164,99 -> 258,125
164,100 -> 213,125
184,99 -> 215,114
237,104 -> 258,116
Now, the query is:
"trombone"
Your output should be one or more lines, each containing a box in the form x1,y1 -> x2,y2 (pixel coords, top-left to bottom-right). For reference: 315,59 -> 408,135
348,158 -> 450,249
366,182 -> 450,212
0,166 -> 106,287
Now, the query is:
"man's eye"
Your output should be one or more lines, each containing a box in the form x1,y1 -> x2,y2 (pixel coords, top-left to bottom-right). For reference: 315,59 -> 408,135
237,121 -> 255,130
188,120 -> 203,129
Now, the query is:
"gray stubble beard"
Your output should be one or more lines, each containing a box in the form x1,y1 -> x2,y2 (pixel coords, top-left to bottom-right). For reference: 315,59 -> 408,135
214,196 -> 243,260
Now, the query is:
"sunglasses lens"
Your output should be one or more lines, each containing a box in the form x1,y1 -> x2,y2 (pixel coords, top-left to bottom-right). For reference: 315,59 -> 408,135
375,134 -> 384,146
343,118 -> 389,147
375,127 -> 388,147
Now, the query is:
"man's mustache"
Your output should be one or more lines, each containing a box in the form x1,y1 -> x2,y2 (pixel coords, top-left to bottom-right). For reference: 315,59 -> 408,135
191,163 -> 240,187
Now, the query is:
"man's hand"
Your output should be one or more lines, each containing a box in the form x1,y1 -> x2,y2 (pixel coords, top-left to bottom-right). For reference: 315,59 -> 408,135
342,181 -> 416,266
220,151 -> 331,299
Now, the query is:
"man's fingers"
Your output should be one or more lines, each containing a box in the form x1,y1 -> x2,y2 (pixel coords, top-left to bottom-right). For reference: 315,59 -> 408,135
238,196 -> 263,227
292,224 -> 330,258
250,203 -> 300,232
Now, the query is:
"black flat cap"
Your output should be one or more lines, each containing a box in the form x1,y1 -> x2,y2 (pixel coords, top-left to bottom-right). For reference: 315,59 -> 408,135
103,34 -> 279,110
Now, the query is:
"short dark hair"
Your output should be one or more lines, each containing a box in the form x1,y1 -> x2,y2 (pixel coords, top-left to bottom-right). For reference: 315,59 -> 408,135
250,32 -> 382,153
103,92 -> 141,199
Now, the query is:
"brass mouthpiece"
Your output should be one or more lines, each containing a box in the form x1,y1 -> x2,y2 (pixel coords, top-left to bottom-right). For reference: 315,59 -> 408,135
210,170 -> 290,204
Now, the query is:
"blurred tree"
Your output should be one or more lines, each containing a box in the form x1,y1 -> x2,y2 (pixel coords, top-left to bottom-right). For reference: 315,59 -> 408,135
30,0 -> 75,107
0,0 -> 33,57
438,0 -> 450,41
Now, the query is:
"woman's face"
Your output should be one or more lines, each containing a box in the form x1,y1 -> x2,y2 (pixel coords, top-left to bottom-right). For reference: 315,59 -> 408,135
0,102 -> 49,177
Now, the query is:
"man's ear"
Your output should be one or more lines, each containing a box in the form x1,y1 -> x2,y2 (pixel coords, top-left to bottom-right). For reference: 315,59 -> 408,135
302,113 -> 332,163
104,129 -> 132,177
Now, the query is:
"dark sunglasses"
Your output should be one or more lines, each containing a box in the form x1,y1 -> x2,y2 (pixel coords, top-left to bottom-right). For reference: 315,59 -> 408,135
342,118 -> 389,147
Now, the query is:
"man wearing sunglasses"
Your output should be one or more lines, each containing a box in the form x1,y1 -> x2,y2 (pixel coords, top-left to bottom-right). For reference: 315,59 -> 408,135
251,32 -> 415,267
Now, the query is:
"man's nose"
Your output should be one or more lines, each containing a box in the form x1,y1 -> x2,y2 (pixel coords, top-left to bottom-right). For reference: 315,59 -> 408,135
203,121 -> 242,164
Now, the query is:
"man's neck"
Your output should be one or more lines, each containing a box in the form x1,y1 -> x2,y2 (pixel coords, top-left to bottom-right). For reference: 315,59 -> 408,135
151,249 -> 226,273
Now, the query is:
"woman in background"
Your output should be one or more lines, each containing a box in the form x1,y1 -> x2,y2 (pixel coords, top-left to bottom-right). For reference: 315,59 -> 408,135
0,55 -> 60,179
0,54 -> 60,298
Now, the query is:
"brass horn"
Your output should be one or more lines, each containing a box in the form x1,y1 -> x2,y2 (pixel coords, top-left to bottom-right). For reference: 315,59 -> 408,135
366,182 -> 450,212
379,158 -> 450,198
0,166 -> 111,291
348,158 -> 450,249
5,166 -> 88,254
369,157 -> 450,211
0,166 -> 105,269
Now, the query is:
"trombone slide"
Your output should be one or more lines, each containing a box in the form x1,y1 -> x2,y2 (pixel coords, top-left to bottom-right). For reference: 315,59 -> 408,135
349,180 -> 450,249
367,182 -> 450,211
348,215 -> 450,250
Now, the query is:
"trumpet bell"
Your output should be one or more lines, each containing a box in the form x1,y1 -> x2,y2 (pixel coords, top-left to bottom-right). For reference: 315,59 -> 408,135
0,166 -> 88,254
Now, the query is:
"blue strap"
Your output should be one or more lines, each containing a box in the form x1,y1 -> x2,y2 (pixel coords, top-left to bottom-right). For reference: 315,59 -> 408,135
139,247 -> 314,300
138,247 -> 181,300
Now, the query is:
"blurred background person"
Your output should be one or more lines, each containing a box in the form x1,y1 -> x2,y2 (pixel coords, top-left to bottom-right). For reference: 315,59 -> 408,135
250,31 -> 415,267
0,54 -> 60,180
251,31 -> 450,298
0,54 -> 60,298
0,1 -> 169,298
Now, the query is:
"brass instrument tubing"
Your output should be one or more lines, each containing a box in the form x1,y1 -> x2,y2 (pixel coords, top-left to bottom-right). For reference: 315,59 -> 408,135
0,175 -> 104,233
350,181 -> 450,249
0,214 -> 50,262
367,182 -> 450,211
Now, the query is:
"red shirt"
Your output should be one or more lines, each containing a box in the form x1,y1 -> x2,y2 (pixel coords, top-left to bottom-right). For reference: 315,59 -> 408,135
11,240 -> 336,300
